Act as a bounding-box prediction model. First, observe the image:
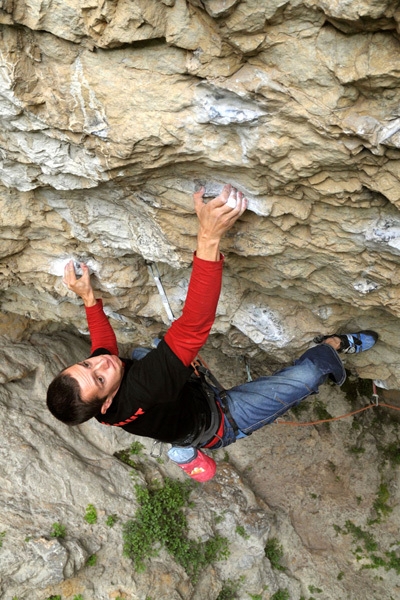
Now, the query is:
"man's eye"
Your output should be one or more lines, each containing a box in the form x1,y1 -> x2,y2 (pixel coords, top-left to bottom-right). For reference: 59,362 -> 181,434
82,361 -> 89,367
97,376 -> 104,384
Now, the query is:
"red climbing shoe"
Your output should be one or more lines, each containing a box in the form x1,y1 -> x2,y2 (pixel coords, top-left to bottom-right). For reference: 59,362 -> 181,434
176,449 -> 217,482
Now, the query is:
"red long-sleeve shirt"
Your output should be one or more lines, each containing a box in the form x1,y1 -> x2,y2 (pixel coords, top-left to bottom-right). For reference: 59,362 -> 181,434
86,254 -> 224,443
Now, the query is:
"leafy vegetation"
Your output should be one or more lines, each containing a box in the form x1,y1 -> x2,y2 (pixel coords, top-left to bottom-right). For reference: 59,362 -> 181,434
235,525 -> 250,539
123,477 -> 229,582
105,514 -> 119,527
308,585 -> 323,594
333,519 -> 400,575
86,554 -> 97,566
348,445 -> 365,456
115,441 -> 145,468
372,483 -> 393,522
270,589 -> 290,600
0,531 -> 5,548
50,522 -> 66,539
380,442 -> 400,466
264,537 -> 286,571
84,504 -> 98,525
216,577 -> 245,599
341,373 -> 373,405
313,399 -> 333,429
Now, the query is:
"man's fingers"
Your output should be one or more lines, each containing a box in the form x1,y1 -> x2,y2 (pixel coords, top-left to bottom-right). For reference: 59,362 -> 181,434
223,192 -> 248,224
193,186 -> 205,213
63,260 -> 76,285
211,183 -> 232,207
225,188 -> 238,209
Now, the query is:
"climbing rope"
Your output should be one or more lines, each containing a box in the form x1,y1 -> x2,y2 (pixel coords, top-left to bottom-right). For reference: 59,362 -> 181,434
277,382 -> 400,427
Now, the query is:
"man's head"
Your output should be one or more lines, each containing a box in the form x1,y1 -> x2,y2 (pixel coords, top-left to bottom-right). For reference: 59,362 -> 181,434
46,354 -> 124,425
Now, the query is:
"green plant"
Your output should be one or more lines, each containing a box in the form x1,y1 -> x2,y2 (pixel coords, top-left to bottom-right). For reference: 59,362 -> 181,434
123,477 -> 229,582
0,531 -> 5,547
333,520 -> 400,574
313,399 -> 333,429
270,589 -> 290,600
115,441 -> 145,468
264,537 -> 286,571
236,525 -> 250,539
342,521 -> 378,553
129,441 -> 145,455
86,554 -> 97,566
290,401 -> 309,417
385,550 -> 400,575
84,504 -> 98,525
348,445 -> 365,456
73,595 -> 84,600
106,514 -> 119,527
381,442 -> 400,466
50,522 -> 66,539
45,596 -> 61,600
341,374 -> 372,405
337,571 -> 344,580
308,585 -> 323,594
372,483 -> 393,521
214,512 -> 226,524
216,577 -> 245,599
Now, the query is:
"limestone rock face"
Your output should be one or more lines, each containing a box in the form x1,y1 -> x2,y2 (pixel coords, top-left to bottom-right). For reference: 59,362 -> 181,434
1,1 -> 400,599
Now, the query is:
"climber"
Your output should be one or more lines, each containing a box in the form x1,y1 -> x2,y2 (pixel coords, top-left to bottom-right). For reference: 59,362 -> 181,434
46,184 -> 378,483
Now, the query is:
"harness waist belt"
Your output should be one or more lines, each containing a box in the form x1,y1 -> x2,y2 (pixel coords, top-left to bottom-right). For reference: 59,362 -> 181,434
188,381 -> 221,448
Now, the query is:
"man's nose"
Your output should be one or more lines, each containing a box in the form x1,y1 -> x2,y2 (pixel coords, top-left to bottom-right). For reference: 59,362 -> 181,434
96,356 -> 108,368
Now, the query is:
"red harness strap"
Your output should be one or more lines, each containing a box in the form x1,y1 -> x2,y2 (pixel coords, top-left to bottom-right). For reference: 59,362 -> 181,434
203,402 -> 225,448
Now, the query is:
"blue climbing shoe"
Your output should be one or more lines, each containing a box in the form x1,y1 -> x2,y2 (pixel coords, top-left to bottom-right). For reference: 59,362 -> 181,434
314,330 -> 378,354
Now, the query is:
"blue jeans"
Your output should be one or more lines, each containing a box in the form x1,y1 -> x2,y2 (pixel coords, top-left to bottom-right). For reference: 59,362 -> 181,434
131,344 -> 346,463
168,344 -> 346,462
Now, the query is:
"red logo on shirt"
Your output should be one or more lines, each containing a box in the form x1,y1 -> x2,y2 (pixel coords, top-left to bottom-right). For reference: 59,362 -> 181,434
102,407 -> 145,427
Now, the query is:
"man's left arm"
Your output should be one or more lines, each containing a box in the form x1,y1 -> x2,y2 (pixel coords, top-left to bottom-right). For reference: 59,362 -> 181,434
164,185 -> 247,366
164,254 -> 223,366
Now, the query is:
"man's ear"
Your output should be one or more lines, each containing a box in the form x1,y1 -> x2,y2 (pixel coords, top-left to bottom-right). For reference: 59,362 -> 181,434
100,395 -> 114,414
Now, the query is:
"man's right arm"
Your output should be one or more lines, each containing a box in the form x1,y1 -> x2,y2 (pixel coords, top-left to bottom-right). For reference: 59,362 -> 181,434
63,260 -> 118,356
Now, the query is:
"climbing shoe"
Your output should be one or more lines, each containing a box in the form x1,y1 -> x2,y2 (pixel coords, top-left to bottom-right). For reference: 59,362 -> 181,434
175,449 -> 216,482
314,330 -> 378,354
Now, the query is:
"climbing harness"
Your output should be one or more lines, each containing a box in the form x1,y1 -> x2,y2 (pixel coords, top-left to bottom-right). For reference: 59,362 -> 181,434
192,356 -> 240,441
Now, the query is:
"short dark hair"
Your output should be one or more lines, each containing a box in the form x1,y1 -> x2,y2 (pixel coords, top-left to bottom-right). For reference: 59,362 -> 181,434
46,371 -> 105,426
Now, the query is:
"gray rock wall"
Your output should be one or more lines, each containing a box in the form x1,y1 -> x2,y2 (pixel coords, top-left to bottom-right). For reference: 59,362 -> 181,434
1,1 -> 400,599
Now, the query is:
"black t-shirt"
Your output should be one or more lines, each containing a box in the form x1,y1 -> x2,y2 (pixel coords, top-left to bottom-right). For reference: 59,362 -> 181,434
94,339 -> 211,444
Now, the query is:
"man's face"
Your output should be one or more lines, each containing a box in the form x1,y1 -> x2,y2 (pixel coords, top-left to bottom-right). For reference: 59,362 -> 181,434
65,354 -> 124,413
